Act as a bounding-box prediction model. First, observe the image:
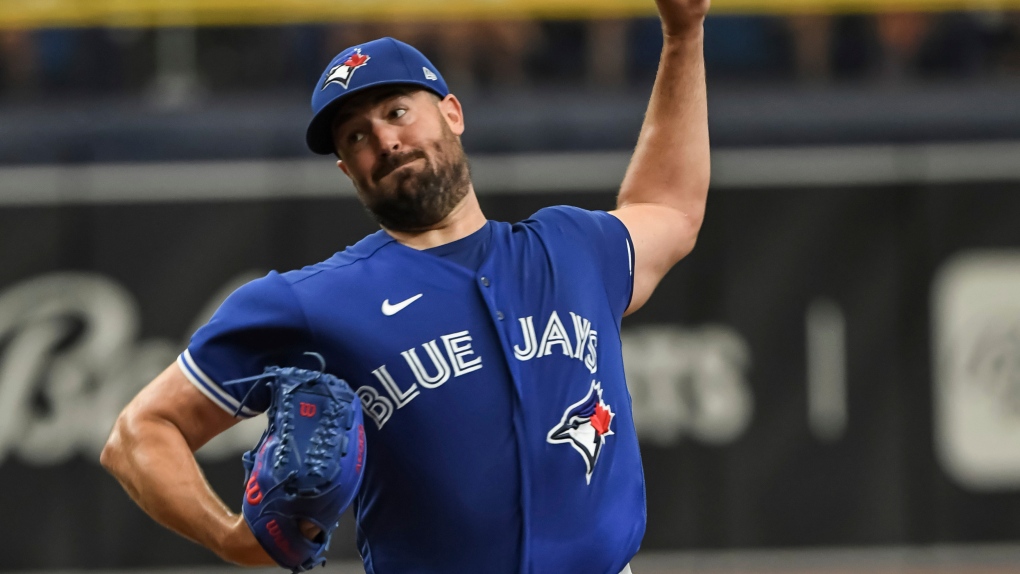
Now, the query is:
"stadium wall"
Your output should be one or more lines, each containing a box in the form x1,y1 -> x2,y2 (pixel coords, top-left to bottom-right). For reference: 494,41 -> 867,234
0,145 -> 1019,569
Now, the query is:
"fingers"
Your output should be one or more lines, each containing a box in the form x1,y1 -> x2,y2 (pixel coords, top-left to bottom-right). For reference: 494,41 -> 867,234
299,519 -> 324,542
655,0 -> 711,35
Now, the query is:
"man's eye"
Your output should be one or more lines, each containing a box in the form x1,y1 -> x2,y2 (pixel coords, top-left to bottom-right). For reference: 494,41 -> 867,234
392,108 -> 407,119
349,132 -> 364,144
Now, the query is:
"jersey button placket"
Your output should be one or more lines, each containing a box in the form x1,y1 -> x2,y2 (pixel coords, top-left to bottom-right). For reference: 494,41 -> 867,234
481,279 -> 505,324
477,264 -> 531,570
479,277 -> 503,320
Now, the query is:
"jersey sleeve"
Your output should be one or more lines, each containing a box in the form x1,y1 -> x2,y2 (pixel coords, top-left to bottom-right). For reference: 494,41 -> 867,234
178,272 -> 315,417
527,205 -> 635,321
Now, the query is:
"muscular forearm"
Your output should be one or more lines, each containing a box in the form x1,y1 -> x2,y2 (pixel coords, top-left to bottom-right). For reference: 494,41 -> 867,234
103,416 -> 231,547
100,365 -> 272,566
618,21 -> 710,223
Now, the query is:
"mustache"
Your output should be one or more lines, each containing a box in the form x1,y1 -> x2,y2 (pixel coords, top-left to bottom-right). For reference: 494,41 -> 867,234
373,149 -> 428,182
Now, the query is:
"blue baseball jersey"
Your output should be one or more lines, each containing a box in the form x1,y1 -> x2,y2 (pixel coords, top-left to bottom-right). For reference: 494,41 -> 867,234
179,205 -> 646,574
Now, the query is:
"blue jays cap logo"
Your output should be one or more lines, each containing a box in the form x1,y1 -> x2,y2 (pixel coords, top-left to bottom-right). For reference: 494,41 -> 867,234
547,380 -> 615,484
321,49 -> 370,91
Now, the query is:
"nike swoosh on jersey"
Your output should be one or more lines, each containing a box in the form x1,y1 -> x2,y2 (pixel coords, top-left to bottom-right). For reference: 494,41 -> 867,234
381,293 -> 423,316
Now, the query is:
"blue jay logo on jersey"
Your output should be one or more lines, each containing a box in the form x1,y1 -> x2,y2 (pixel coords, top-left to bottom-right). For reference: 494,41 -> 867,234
547,380 -> 615,484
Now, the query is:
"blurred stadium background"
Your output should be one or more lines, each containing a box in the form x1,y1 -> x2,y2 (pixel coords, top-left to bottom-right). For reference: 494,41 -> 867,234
2,0 -> 1020,572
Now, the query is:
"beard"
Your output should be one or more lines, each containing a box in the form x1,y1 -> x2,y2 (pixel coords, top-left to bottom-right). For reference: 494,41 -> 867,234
356,128 -> 471,233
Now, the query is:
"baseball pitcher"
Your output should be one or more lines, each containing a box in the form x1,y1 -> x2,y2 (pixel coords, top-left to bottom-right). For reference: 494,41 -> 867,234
101,0 -> 711,572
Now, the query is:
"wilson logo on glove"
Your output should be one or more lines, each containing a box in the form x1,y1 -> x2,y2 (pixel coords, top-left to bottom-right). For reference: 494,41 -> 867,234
245,473 -> 263,505
265,519 -> 295,558
225,353 -> 366,573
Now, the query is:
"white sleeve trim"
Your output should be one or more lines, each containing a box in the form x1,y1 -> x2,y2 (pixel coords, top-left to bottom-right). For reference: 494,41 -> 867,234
177,350 -> 259,418
625,237 -> 633,277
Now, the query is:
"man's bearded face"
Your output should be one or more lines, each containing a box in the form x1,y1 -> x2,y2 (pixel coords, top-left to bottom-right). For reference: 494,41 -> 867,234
333,89 -> 471,233
358,119 -> 471,232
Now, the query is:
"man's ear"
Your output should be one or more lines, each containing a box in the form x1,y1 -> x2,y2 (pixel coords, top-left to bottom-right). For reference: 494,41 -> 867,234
337,159 -> 351,179
438,94 -> 465,137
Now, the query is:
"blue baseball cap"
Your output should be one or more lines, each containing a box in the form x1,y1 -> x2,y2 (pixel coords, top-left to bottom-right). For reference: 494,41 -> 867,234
305,37 -> 450,155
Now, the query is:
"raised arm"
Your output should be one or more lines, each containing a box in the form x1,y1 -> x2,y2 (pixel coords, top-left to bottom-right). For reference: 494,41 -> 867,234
610,0 -> 711,315
100,363 -> 273,566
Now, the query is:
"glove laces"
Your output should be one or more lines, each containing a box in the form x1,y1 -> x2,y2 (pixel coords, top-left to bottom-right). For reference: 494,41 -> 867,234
223,353 -> 348,481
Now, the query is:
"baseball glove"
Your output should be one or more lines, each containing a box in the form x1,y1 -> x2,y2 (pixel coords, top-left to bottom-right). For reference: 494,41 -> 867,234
228,355 -> 365,572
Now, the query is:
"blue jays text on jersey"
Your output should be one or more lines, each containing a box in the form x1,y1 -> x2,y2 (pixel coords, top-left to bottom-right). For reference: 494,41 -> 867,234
178,206 -> 646,574
357,309 -> 599,430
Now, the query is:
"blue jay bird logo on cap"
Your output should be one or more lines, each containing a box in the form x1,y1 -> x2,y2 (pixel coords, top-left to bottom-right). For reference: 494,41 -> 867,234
322,49 -> 371,90
547,380 -> 615,484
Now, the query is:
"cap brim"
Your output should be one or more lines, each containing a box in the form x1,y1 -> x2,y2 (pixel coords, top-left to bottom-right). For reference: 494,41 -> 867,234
306,96 -> 348,156
305,80 -> 448,156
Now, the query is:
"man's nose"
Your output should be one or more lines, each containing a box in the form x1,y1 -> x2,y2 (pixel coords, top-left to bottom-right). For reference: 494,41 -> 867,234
373,123 -> 401,156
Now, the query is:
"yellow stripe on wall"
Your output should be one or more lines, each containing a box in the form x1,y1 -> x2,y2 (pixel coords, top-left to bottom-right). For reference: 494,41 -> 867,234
1,0 -> 1018,29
